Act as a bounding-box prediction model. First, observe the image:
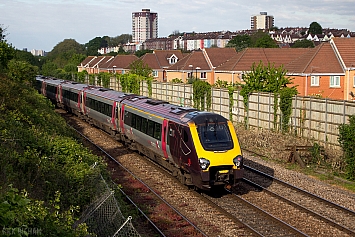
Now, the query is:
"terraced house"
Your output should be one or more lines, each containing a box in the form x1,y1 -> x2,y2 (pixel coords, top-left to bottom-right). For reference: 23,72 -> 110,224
78,37 -> 355,101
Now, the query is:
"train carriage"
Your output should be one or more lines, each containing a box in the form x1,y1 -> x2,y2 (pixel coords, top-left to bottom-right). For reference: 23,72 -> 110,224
120,96 -> 244,190
82,87 -> 135,136
38,78 -> 66,105
35,76 -> 244,191
60,81 -> 88,116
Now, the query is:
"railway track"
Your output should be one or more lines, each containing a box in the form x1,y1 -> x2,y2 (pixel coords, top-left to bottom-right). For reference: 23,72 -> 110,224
63,110 -> 257,236
62,111 -> 207,237
60,110 -> 355,236
241,164 -> 355,236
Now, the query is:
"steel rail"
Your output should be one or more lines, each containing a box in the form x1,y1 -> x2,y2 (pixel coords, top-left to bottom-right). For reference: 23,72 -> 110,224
69,123 -> 208,237
243,165 -> 355,236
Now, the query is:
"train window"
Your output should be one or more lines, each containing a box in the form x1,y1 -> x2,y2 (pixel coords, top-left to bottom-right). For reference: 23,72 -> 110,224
87,98 -> 92,108
131,113 -> 137,128
124,111 -> 132,126
154,123 -> 161,140
72,92 -> 78,102
197,122 -> 233,151
147,120 -> 154,137
108,104 -> 112,117
136,116 -> 142,131
141,118 -> 148,134
103,103 -> 107,116
183,129 -> 189,143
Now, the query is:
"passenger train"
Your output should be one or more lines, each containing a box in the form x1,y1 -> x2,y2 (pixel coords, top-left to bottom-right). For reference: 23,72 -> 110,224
35,76 -> 244,191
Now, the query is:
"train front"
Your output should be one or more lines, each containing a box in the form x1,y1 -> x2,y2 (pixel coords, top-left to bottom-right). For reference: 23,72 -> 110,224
188,112 -> 244,190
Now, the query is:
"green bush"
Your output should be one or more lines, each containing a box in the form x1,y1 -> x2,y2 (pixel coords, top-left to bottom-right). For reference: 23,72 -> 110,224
192,80 -> 211,111
338,115 -> 355,181
0,77 -> 106,235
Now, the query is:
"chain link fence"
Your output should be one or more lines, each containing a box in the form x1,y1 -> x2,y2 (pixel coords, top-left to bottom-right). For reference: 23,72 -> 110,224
74,173 -> 141,237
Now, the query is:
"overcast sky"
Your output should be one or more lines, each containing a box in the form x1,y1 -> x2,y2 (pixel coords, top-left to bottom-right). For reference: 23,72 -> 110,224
1,0 -> 354,52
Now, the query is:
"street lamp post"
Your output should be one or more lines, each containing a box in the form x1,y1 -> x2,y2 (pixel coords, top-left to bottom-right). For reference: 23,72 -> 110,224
189,64 -> 193,79
113,65 -> 116,74
195,67 -> 200,79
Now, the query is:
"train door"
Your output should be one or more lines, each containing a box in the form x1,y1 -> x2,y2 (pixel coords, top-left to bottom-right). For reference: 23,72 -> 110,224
111,101 -> 117,131
168,122 -> 192,167
168,121 -> 181,165
161,119 -> 169,159
180,126 -> 193,168
81,91 -> 87,114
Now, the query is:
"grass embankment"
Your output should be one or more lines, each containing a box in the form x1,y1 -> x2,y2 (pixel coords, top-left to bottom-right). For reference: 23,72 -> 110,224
0,77 -> 107,236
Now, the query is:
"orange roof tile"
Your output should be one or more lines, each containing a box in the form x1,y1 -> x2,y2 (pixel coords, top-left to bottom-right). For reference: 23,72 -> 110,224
79,56 -> 95,66
301,43 -> 344,74
101,55 -> 138,69
332,37 -> 355,68
153,50 -> 184,68
216,44 -> 343,74
204,48 -> 238,68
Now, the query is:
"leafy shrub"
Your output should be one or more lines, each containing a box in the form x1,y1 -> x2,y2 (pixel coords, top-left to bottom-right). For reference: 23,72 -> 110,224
338,115 -> 355,181
0,76 -> 107,235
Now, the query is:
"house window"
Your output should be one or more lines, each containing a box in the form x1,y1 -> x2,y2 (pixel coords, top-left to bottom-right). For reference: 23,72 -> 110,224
170,57 -> 177,64
188,72 -> 193,78
200,72 -> 207,79
153,71 -> 158,77
330,76 -> 340,87
168,55 -> 178,64
353,76 -> 355,87
311,76 -> 319,86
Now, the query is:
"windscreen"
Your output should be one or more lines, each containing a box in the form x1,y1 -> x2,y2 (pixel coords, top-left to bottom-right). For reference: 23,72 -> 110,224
196,121 -> 233,151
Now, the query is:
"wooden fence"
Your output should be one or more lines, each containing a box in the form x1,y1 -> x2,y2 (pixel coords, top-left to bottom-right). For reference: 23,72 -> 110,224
107,78 -> 355,148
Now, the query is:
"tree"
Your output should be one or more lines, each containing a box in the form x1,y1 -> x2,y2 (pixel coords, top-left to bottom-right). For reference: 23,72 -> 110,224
253,32 -> 278,48
240,61 -> 297,130
129,60 -> 152,77
15,49 -> 41,67
41,61 -> 58,76
134,49 -> 153,58
0,41 -> 15,72
309,22 -> 322,35
48,39 -> 85,58
169,30 -> 183,37
63,63 -> 77,73
85,37 -> 107,56
226,34 -> 252,52
46,39 -> 86,68
67,53 -> 86,66
105,34 -> 132,47
7,59 -> 38,84
270,26 -> 279,31
338,115 -> 355,180
291,39 -> 314,48
0,24 -> 8,41
0,25 -> 15,72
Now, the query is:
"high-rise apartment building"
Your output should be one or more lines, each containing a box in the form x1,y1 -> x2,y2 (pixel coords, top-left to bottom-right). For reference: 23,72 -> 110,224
251,12 -> 274,30
132,9 -> 158,43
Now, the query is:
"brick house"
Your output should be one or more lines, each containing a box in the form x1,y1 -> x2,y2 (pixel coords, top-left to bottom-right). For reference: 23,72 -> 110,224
330,37 -> 355,100
77,56 -> 113,74
139,50 -> 185,82
78,38 -> 355,101
166,48 -> 238,84
99,55 -> 138,74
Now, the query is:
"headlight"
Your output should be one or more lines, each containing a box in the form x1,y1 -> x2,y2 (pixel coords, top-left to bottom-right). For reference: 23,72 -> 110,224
233,155 -> 243,168
199,158 -> 210,170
